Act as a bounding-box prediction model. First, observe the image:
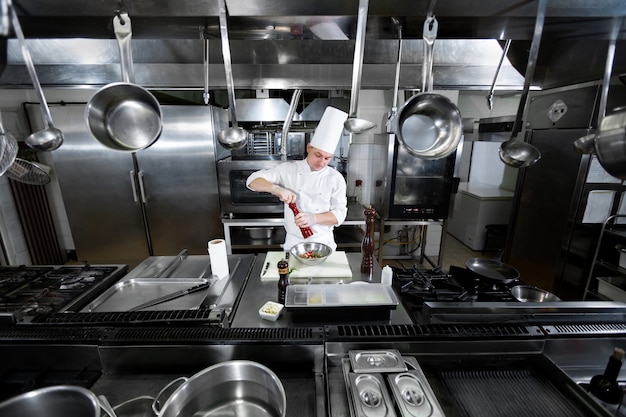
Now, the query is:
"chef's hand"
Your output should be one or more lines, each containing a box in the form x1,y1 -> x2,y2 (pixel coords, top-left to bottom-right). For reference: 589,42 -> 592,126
295,212 -> 317,228
270,185 -> 296,204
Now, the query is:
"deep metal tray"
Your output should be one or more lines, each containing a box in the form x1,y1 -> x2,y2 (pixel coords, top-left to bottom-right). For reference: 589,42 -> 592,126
82,278 -> 210,312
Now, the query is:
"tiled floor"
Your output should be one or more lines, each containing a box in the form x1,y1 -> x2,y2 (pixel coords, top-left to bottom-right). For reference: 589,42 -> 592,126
382,233 -> 498,272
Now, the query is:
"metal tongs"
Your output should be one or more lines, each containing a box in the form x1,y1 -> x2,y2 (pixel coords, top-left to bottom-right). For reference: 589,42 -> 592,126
128,281 -> 211,311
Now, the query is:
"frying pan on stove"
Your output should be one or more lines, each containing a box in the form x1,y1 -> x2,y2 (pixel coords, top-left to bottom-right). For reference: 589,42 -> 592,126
465,258 -> 520,284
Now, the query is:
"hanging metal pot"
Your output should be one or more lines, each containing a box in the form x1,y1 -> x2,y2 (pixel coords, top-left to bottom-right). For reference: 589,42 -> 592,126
85,13 -> 163,152
395,16 -> 462,160
573,17 -> 626,179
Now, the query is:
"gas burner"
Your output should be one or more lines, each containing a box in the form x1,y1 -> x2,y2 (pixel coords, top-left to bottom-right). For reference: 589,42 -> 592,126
392,264 -> 521,321
0,265 -> 126,325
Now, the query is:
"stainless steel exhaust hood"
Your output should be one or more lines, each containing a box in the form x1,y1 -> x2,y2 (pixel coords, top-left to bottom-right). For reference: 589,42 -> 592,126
0,0 -> 624,91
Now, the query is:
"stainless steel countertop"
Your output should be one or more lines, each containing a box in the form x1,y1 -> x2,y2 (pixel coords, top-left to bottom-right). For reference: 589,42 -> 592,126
116,254 -> 254,319
230,252 -> 414,327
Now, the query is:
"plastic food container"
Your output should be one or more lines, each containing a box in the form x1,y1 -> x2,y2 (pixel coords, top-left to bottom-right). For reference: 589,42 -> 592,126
259,301 -> 284,321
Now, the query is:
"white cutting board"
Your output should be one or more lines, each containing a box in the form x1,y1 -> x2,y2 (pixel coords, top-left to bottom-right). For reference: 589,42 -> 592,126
260,251 -> 353,281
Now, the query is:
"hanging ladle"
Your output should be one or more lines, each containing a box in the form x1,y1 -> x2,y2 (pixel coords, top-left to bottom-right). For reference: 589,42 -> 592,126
216,0 -> 248,150
8,1 -> 63,152
498,0 -> 545,168
343,0 -> 377,134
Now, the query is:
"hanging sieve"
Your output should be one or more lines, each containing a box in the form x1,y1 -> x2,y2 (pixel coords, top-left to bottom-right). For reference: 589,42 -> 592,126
0,112 -> 18,177
6,158 -> 51,185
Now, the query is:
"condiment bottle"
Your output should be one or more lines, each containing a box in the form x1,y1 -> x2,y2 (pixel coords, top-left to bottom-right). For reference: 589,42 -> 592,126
288,202 -> 314,238
589,347 -> 625,404
361,206 -> 376,274
381,265 -> 393,285
277,258 -> 289,304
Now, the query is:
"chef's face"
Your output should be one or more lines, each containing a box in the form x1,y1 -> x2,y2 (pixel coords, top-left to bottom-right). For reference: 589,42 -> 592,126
306,143 -> 334,171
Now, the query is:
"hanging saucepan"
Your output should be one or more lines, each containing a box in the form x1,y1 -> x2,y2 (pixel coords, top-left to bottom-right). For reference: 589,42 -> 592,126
395,16 -> 462,160
573,17 -> 626,179
216,0 -> 248,150
498,0 -> 545,168
465,257 -> 520,285
343,0 -> 377,134
85,12 -> 163,152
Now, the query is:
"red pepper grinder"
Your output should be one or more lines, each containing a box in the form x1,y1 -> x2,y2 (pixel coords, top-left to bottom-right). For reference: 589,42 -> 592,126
361,206 -> 376,274
288,202 -> 314,238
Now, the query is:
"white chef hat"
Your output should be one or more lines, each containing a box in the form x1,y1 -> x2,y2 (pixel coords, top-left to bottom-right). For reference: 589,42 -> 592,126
310,106 -> 348,154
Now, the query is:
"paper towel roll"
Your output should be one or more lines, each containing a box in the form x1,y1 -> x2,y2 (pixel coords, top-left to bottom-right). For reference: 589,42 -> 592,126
208,239 -> 229,280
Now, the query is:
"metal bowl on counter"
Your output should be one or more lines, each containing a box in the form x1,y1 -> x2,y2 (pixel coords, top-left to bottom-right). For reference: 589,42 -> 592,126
290,242 -> 332,266
511,285 -> 561,302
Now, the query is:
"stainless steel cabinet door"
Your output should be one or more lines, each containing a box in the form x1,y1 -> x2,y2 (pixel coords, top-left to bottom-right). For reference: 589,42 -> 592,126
49,105 -> 150,264
136,106 -> 221,256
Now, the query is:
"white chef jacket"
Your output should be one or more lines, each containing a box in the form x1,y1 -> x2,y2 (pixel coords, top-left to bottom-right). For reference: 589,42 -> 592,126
246,159 -> 348,251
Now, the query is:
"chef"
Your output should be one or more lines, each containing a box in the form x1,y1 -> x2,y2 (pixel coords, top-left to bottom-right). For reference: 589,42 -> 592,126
246,106 -> 349,251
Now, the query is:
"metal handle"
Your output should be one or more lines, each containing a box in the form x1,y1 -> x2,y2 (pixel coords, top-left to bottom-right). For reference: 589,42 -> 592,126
391,19 -> 402,114
510,0 -> 546,139
137,170 -> 147,203
281,89 -> 302,159
129,170 -> 138,202
486,39 -> 512,111
113,12 -> 134,83
598,17 -> 622,122
9,1 -> 55,129
421,16 -> 438,93
152,377 -> 187,415
348,0 -> 369,117
202,27 -> 210,105
218,0 -> 238,127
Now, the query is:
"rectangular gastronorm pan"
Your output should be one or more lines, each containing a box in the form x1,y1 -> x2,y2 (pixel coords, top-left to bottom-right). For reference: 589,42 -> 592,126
349,349 -> 407,373
342,358 -> 396,417
387,370 -> 445,417
82,278 -> 209,312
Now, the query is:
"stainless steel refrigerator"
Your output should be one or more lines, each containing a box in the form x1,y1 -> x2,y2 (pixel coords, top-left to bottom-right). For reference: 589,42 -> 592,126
504,83 -> 626,299
44,104 -> 224,266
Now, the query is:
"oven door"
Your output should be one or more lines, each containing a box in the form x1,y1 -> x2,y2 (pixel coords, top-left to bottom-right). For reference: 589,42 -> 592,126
218,159 -> 284,217
384,134 -> 456,220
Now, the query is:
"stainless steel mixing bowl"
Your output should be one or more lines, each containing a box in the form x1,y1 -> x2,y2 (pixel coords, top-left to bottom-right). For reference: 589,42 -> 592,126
290,242 -> 332,266
511,285 -> 561,302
